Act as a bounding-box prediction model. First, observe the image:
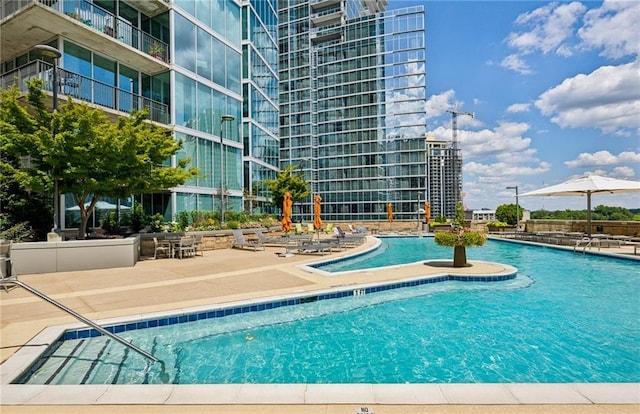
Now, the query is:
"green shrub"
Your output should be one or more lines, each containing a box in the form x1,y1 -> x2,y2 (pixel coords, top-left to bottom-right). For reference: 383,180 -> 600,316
149,213 -> 165,233
100,212 -> 121,235
130,202 -> 147,233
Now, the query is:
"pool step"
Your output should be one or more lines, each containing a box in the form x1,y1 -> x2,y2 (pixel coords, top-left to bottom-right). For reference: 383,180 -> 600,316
21,337 -> 128,384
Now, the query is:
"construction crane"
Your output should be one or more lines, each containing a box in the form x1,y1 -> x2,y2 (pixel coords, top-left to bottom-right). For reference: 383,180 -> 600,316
445,108 -> 475,211
446,108 -> 474,150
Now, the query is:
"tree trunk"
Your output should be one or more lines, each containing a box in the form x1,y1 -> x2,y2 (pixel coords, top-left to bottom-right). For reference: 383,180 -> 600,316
78,210 -> 89,240
453,245 -> 467,267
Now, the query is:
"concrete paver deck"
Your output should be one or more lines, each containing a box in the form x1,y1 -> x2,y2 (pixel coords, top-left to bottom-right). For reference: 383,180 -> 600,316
1,235 -> 638,413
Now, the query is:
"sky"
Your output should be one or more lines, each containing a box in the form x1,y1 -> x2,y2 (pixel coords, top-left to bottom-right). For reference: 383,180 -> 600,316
390,0 -> 639,211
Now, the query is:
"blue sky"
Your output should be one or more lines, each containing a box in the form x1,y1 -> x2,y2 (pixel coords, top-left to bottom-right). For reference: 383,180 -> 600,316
391,0 -> 639,211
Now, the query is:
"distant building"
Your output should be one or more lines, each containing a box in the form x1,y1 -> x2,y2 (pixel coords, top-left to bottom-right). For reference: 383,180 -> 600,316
425,135 -> 462,219
467,209 -> 496,222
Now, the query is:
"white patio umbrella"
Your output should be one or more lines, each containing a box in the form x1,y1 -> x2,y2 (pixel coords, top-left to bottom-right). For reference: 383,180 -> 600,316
66,201 -> 131,211
521,175 -> 640,235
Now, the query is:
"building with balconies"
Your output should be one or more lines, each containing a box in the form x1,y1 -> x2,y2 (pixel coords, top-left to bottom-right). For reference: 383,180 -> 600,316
1,0 -> 279,228
278,1 -> 427,221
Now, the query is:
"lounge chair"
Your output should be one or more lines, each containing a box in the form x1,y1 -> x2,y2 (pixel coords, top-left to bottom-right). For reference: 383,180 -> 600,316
231,229 -> 265,251
255,229 -> 288,246
285,237 -> 332,255
295,223 -> 305,234
307,223 -> 315,233
334,226 -> 366,246
323,223 -> 334,234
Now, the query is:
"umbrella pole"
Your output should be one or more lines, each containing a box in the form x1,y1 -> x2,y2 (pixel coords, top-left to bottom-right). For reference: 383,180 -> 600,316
587,191 -> 592,236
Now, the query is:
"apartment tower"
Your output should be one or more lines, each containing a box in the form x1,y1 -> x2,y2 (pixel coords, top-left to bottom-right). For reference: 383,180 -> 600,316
0,0 -> 279,226
278,0 -> 427,222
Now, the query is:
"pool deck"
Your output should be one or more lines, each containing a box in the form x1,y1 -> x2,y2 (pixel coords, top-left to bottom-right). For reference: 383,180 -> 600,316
1,235 -> 638,413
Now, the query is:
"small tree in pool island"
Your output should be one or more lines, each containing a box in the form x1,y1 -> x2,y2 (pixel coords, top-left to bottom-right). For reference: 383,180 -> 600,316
434,202 -> 487,267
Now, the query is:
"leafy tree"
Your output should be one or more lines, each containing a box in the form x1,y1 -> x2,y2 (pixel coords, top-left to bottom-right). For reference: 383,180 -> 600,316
495,203 -> 523,225
1,83 -> 56,239
2,80 -> 198,239
264,164 -> 310,209
530,205 -> 636,221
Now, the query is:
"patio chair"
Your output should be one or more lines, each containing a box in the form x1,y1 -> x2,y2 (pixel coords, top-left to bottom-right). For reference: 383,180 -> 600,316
294,223 -> 305,234
193,234 -> 205,256
231,230 -> 265,251
323,223 -> 334,234
307,223 -> 315,233
153,237 -> 171,259
176,236 -> 196,259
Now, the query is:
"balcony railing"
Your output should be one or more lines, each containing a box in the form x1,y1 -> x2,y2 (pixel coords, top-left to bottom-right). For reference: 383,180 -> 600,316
1,60 -> 169,124
2,0 -> 169,63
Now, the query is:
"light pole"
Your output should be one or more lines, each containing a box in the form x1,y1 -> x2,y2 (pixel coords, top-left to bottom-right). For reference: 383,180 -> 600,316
506,186 -> 519,231
219,114 -> 235,226
35,45 -> 63,238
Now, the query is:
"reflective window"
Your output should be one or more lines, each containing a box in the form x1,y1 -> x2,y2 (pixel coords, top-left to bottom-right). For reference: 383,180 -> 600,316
174,12 -> 196,73
175,72 -> 196,127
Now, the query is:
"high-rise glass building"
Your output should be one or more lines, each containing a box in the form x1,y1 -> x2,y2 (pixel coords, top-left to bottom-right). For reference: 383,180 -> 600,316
425,135 -> 462,219
241,0 -> 279,214
278,0 -> 427,222
1,0 -> 279,227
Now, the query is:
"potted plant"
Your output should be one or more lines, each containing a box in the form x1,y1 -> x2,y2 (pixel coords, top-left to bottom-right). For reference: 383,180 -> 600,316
434,203 -> 487,267
147,43 -> 165,60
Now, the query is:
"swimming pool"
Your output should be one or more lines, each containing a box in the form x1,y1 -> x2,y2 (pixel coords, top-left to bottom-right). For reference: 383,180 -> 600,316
11,238 -> 640,385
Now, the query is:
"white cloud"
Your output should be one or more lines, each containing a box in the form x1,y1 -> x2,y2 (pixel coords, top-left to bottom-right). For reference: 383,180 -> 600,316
564,150 -> 640,167
577,0 -> 640,59
425,90 -> 457,119
465,161 -> 552,177
612,166 -> 636,178
507,1 -> 586,55
500,54 -> 532,75
535,60 -> 640,134
506,103 -> 531,113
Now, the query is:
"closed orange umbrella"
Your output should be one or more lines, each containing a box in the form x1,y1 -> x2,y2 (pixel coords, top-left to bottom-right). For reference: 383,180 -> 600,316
387,203 -> 393,223
313,194 -> 322,230
424,202 -> 431,223
281,192 -> 292,233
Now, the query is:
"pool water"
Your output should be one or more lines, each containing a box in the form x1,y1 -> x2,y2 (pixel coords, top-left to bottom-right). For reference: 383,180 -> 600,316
17,238 -> 640,384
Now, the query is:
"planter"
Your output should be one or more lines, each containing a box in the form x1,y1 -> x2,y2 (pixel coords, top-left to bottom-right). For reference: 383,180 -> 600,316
453,245 -> 468,267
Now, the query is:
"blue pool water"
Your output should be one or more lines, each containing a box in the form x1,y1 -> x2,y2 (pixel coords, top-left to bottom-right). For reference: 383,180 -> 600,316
17,238 -> 639,384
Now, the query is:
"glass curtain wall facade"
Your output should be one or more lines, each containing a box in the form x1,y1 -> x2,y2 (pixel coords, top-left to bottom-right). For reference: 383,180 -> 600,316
279,1 -> 426,221
1,0 -> 251,228
172,0 -> 244,220
241,0 -> 279,214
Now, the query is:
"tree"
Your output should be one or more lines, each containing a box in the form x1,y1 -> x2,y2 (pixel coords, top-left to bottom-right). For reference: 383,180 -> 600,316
1,83 -> 55,240
2,80 -> 198,239
434,202 -> 486,267
264,164 -> 310,209
495,203 -> 523,225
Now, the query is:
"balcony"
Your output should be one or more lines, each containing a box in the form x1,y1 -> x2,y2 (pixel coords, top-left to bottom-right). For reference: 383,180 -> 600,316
1,0 -> 169,74
1,60 -> 169,124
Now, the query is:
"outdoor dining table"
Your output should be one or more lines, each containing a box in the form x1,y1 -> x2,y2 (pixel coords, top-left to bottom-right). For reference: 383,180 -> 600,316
162,235 -> 183,258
